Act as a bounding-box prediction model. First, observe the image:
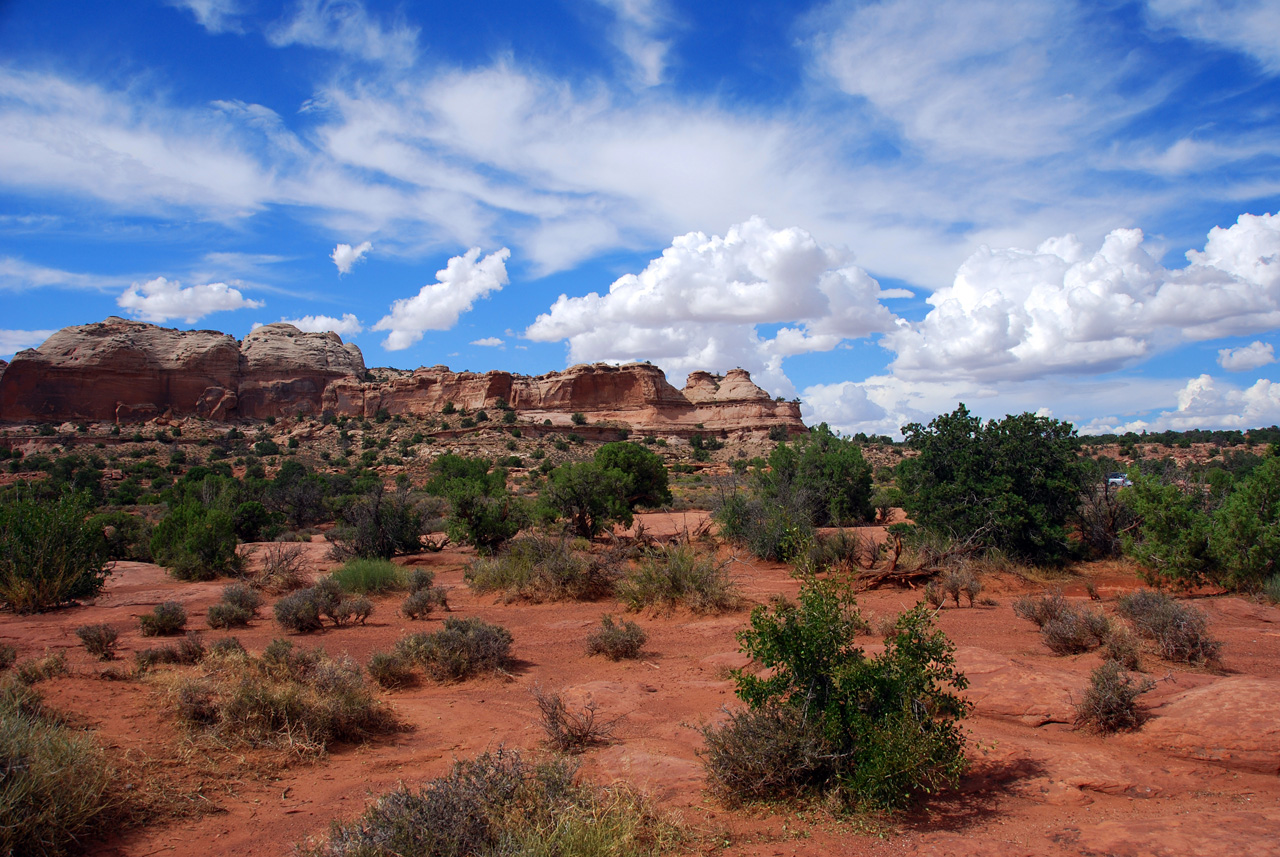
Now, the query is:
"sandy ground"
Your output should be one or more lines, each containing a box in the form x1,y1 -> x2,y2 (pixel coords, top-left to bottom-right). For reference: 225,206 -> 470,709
4,511 -> 1279,857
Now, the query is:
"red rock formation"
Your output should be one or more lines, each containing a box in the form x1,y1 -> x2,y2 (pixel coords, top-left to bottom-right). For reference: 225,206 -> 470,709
0,319 -> 806,436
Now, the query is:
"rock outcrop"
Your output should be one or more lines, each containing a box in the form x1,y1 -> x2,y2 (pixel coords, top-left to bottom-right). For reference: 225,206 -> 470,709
0,319 -> 805,435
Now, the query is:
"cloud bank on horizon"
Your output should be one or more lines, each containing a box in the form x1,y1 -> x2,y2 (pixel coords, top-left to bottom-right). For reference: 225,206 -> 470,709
0,0 -> 1277,436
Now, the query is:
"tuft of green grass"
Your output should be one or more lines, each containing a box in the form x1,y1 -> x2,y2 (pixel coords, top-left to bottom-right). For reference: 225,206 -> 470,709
329,558 -> 407,595
617,545 -> 739,614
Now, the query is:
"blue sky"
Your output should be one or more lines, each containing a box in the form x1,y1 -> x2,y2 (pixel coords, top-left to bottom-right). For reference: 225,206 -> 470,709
1,0 -> 1279,436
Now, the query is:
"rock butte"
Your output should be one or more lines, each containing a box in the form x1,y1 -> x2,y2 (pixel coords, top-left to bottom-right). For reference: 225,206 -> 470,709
0,317 -> 805,436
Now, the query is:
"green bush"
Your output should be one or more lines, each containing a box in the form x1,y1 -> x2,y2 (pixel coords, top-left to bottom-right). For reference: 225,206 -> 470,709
274,589 -> 324,633
0,492 -> 110,613
139,601 -> 187,636
135,633 -> 206,670
394,617 -> 513,682
617,545 -> 738,614
586,614 -> 647,660
330,558 -> 407,594
207,602 -> 254,630
1121,474 -> 1213,586
898,405 -> 1084,563
220,582 -> 262,614
0,682 -> 116,857
465,535 -> 619,602
1208,456 -> 1280,589
75,624 -> 119,661
87,510 -> 153,561
150,501 -> 242,581
298,748 -> 672,857
542,461 -> 633,538
702,580 -> 970,812
595,442 -> 672,508
328,484 -> 424,560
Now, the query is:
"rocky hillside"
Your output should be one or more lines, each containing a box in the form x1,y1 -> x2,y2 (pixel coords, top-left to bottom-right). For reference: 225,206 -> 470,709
0,318 -> 804,436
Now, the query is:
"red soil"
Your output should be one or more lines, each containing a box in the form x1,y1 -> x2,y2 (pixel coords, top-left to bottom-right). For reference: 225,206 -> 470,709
4,512 -> 1279,857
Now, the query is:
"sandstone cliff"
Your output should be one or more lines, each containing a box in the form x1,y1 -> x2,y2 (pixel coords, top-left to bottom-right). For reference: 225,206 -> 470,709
0,319 -> 804,435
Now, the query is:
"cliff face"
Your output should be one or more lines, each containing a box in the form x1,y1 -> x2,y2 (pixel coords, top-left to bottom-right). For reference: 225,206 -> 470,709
0,319 -> 805,435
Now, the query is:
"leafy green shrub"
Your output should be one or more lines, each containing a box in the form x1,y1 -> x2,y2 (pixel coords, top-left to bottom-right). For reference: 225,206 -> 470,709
1074,660 -> 1154,734
898,405 -> 1084,563
150,501 -> 243,581
139,601 -> 187,637
586,614 -> 647,660
173,644 -> 393,753
1116,590 -> 1222,664
465,535 -> 619,602
617,545 -> 738,614
701,580 -> 970,812
0,681 -> 116,857
542,461 -> 634,538
0,492 -> 109,613
713,491 -> 813,562
1208,456 -> 1280,589
330,558 -> 406,594
75,624 -> 119,661
328,484 -> 424,560
88,510 -> 153,561
394,617 -> 513,682
297,748 -> 672,857
1121,475 -> 1213,586
367,651 -> 416,689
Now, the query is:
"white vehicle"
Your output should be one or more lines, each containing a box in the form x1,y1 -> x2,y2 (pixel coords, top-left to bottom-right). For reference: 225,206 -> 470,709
1107,472 -> 1133,488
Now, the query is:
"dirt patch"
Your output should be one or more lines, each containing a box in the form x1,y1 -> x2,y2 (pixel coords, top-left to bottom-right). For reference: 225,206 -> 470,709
5,516 -> 1279,857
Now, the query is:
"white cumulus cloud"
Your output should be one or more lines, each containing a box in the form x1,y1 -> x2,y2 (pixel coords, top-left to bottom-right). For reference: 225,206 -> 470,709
117,276 -> 263,324
526,217 -> 898,394
0,329 -> 57,358
373,247 -> 510,350
331,240 -> 372,274
471,337 -> 504,347
1218,341 -> 1276,371
274,313 -> 363,336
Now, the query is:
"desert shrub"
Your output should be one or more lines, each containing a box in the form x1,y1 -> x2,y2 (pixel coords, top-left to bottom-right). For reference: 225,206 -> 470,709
617,545 -> 738,614
1074,660 -> 1154,734
15,652 -> 69,685
329,595 -> 374,626
150,501 -> 242,581
1116,590 -> 1222,664
139,601 -> 187,637
207,602 -> 253,629
298,748 -> 672,857
0,644 -> 16,671
898,405 -> 1084,563
329,484 -> 424,560
221,581 -> 263,613
88,510 -> 154,562
1209,456 -> 1280,589
273,581 -> 372,633
702,580 -> 970,813
274,589 -> 325,633
1103,625 -> 1143,671
173,646 -> 393,753
1041,610 -> 1111,655
75,623 -> 119,661
1012,590 -> 1072,627
367,651 -> 416,689
401,586 -> 448,619
255,541 -> 309,593
407,567 -> 435,592
700,704 -> 835,805
1264,574 -> 1280,605
713,490 -> 814,562
208,636 -> 247,658
532,686 -> 618,753
0,681 -> 116,857
394,617 -> 513,682
923,580 -> 946,608
586,614 -> 647,660
942,568 -> 982,607
0,491 -> 110,613
542,461 -> 634,538
465,535 -> 619,602
330,558 -> 406,595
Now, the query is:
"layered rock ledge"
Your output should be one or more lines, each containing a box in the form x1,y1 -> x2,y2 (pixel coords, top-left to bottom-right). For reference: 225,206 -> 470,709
0,318 -> 804,436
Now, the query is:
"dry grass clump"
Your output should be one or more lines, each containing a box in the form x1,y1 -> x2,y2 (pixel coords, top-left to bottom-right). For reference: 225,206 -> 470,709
366,651 -> 416,689
0,680 -> 117,857
465,535 -> 621,602
532,685 -> 619,753
14,652 -> 69,686
393,617 -> 513,682
586,614 -> 647,660
169,638 -> 395,755
1116,589 -> 1222,665
298,748 -> 675,857
1074,660 -> 1155,734
617,545 -> 739,614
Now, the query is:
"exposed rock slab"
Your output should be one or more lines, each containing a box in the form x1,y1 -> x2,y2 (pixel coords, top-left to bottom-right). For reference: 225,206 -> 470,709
1135,675 -> 1280,774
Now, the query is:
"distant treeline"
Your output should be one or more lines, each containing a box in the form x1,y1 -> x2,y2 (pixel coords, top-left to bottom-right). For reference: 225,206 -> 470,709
1079,425 -> 1280,447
